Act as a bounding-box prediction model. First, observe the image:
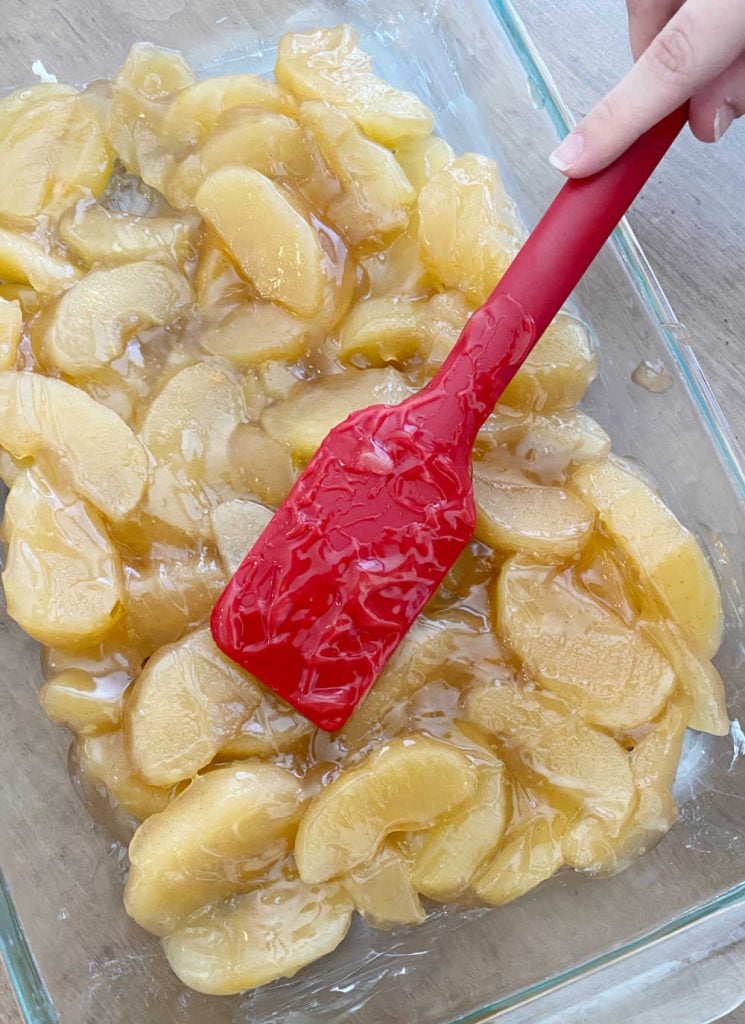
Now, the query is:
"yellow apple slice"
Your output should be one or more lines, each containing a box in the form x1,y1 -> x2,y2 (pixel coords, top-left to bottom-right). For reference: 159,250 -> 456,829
573,456 -> 724,659
412,758 -> 508,899
228,422 -> 297,506
0,298 -> 22,370
42,261 -> 193,375
2,468 -> 123,647
58,203 -> 198,267
295,735 -> 477,884
124,763 -> 303,935
40,668 -> 125,736
75,730 -> 177,822
473,806 -> 567,905
342,843 -> 425,928
393,135 -> 454,192
0,371 -> 148,518
496,558 -> 676,731
163,877 -> 352,995
125,628 -> 262,787
209,498 -> 273,576
218,688 -> 314,759
339,296 -> 431,365
299,100 -> 416,247
195,166 -> 325,317
418,154 -> 523,304
501,314 -> 597,412
201,301 -> 309,366
261,367 -> 413,461
0,226 -> 81,294
277,26 -> 433,144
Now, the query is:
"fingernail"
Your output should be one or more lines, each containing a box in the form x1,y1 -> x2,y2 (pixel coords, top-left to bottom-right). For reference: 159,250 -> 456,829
549,131 -> 584,170
713,102 -> 736,142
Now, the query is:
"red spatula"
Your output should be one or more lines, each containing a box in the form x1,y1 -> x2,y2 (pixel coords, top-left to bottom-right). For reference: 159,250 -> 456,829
211,106 -> 687,732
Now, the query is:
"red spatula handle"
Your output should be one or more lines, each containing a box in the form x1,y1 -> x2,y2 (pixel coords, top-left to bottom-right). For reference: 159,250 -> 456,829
430,105 -> 688,443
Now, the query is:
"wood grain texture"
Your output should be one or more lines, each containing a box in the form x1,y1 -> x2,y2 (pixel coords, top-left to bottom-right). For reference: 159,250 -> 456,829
1,2 -> 744,1023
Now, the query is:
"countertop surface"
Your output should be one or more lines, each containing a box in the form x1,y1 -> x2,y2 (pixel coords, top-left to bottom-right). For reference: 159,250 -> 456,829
2,0 -> 745,1021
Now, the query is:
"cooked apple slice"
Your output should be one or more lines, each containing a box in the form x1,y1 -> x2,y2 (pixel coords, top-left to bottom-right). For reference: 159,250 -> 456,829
58,203 -> 198,267
641,619 -> 728,735
209,498 -> 273,576
507,409 -> 610,483
42,261 -> 193,375
424,290 -> 473,363
117,42 -> 195,99
411,757 -> 508,900
195,166 -> 325,317
573,456 -> 723,659
122,542 -> 227,654
496,558 -> 676,731
299,100 -> 416,247
277,26 -> 433,144
0,371 -> 148,518
75,730 -> 177,822
0,86 -> 112,218
261,367 -> 413,461
0,227 -> 81,294
342,843 -> 425,928
295,735 -> 477,884
166,107 -> 337,211
393,135 -> 454,193
0,283 -> 40,315
339,296 -> 431,365
218,688 -> 314,759
0,298 -> 22,370
418,154 -> 522,304
501,314 -> 598,412
40,668 -> 125,736
361,217 -> 433,298
124,763 -> 303,935
2,468 -> 123,647
228,422 -> 296,506
474,472 -> 594,558
161,74 -> 297,147
140,361 -> 245,537
125,628 -> 262,786
163,877 -> 352,995
466,684 -> 636,838
472,806 -> 567,905
201,301 -> 309,366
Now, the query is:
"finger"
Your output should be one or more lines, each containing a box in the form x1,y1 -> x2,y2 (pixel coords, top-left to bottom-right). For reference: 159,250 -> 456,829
688,50 -> 745,140
550,0 -> 745,176
627,0 -> 681,61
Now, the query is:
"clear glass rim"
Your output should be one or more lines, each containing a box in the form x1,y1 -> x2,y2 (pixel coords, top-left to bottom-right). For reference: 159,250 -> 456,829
2,2 -> 745,1022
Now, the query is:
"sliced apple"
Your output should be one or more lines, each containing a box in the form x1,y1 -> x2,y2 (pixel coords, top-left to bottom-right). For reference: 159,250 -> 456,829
218,688 -> 314,759
42,260 -> 193,375
140,361 -> 245,537
496,558 -> 676,731
228,422 -> 296,506
342,843 -> 425,928
339,296 -> 431,365
295,735 -> 477,884
573,456 -> 724,659
299,100 -> 416,247
2,468 -> 123,648
116,42 -> 195,99
125,628 -> 262,787
393,135 -> 454,193
472,806 -> 567,905
161,74 -> 297,147
277,26 -> 433,144
474,472 -> 594,558
124,763 -> 303,935
40,668 -> 125,736
201,300 -> 309,366
163,877 -> 352,995
501,314 -> 597,412
209,498 -> 273,576
0,298 -> 22,370
76,730 -> 177,822
195,166 -> 325,317
261,367 -> 413,461
361,217 -> 433,298
412,758 -> 508,899
418,154 -> 522,304
0,226 -> 81,294
0,371 -> 148,518
58,203 -> 198,267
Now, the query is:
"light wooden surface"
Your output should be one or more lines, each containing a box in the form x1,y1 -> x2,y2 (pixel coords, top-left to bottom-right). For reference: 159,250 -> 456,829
1,1 -> 744,1022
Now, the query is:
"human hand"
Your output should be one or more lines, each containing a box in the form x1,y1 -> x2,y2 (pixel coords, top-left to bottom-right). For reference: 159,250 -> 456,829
549,0 -> 745,177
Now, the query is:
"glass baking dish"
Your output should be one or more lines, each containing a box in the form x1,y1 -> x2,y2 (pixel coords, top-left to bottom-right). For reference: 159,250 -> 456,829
1,1 -> 745,1021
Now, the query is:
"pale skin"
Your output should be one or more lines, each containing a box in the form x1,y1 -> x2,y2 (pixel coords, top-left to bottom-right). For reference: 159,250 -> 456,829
550,0 -> 745,177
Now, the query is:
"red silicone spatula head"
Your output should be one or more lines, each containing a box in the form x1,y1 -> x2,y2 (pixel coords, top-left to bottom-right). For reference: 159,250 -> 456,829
211,106 -> 688,732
